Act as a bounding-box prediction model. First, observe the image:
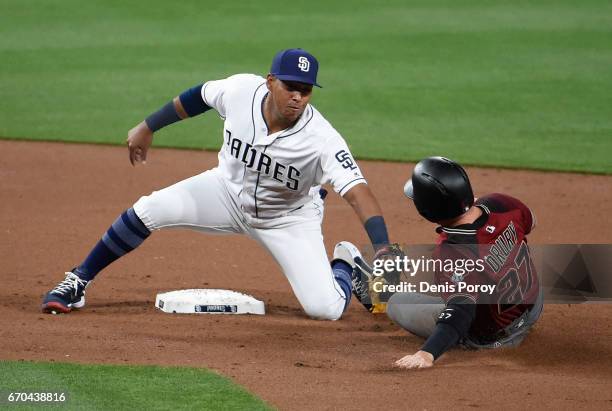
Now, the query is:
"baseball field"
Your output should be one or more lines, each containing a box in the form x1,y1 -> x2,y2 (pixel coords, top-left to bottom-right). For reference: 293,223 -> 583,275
1,0 -> 611,410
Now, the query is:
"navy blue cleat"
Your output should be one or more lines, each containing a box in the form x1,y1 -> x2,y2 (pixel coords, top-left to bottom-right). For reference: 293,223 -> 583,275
333,241 -> 374,311
42,271 -> 89,314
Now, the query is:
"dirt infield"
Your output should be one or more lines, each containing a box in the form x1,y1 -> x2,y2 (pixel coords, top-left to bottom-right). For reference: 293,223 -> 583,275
1,140 -> 611,410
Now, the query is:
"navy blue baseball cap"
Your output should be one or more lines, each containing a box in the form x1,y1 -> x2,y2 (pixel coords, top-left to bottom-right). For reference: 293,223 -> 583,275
270,48 -> 321,87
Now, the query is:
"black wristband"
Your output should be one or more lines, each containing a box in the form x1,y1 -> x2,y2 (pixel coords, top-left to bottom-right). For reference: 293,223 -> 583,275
145,101 -> 181,132
364,215 -> 389,247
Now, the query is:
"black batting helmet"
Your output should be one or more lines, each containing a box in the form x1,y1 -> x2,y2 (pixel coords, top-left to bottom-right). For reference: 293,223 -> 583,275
403,157 -> 474,222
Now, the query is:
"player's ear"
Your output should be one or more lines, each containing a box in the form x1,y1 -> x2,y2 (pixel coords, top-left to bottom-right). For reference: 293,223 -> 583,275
266,74 -> 275,90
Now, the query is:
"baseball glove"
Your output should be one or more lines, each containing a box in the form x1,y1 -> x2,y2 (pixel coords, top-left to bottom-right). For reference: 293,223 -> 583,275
354,243 -> 407,313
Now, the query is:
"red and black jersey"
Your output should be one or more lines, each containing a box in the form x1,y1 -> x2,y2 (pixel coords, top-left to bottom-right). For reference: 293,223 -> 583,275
433,193 -> 539,343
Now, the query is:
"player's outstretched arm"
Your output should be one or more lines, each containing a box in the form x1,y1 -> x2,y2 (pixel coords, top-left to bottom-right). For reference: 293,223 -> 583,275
394,350 -> 434,369
126,84 -> 211,166
343,184 -> 390,248
395,300 -> 476,370
127,121 -> 154,165
343,184 -> 382,223
126,96 -> 186,166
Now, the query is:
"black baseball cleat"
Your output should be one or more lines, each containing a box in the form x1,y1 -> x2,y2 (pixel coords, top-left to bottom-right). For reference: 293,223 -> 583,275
333,241 -> 374,311
42,271 -> 89,314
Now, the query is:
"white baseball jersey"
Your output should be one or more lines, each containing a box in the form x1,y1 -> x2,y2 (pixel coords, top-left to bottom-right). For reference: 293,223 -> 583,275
133,73 -> 366,320
202,74 -> 366,218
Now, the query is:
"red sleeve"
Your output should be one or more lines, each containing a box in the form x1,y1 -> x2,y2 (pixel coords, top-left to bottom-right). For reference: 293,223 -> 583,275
477,193 -> 535,234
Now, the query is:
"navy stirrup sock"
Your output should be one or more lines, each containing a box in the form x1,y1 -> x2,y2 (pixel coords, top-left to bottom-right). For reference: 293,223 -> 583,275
332,260 -> 353,311
75,208 -> 150,281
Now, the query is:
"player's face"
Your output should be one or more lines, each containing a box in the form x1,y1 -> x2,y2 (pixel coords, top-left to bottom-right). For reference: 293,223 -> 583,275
267,76 -> 313,122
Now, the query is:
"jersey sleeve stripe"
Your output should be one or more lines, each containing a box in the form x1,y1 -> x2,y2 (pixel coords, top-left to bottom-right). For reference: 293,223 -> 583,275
441,227 -> 478,235
478,204 -> 491,215
338,177 -> 366,196
529,209 -> 537,231
201,82 -> 211,107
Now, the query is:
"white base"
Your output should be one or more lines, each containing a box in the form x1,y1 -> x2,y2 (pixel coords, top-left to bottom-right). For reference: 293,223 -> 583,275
155,289 -> 265,315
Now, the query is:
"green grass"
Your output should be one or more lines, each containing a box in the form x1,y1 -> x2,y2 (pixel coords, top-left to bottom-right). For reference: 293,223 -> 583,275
0,361 -> 271,410
1,0 -> 611,173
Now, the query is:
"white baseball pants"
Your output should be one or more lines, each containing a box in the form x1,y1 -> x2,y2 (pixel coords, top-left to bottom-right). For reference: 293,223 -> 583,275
133,168 -> 347,320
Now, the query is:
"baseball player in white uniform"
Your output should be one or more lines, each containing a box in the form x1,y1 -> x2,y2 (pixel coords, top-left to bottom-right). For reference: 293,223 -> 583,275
42,48 -> 391,320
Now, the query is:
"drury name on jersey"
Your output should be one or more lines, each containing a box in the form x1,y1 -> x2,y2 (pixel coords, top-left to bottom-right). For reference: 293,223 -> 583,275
226,131 -> 301,191
484,221 -> 518,273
